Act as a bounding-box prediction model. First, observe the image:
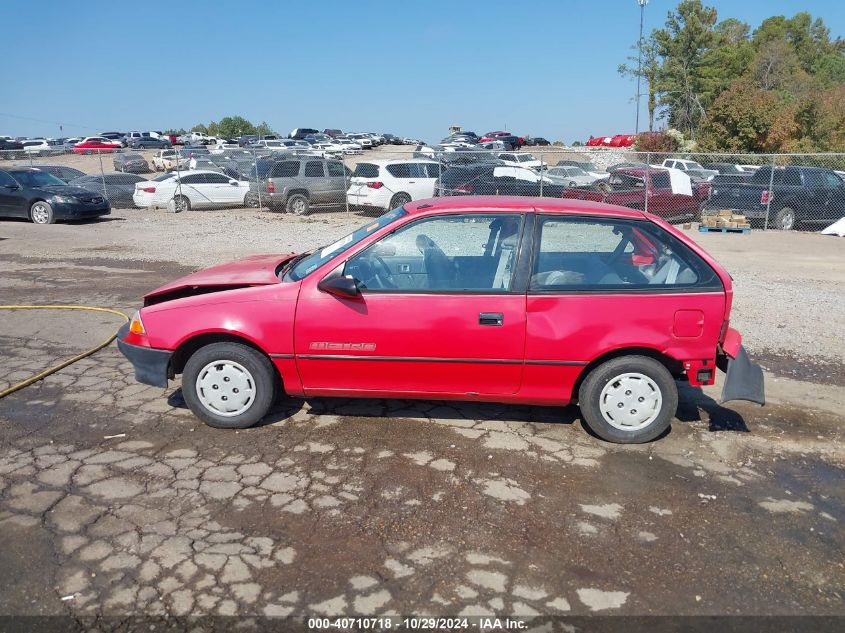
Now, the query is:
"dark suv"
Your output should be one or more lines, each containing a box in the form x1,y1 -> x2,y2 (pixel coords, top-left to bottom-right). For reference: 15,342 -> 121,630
248,157 -> 350,215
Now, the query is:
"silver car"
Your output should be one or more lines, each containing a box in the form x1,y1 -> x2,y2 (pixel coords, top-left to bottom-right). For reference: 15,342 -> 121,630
249,157 -> 350,215
544,166 -> 599,187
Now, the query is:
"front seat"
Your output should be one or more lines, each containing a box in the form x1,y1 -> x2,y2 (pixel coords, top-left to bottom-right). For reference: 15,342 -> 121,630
416,234 -> 454,288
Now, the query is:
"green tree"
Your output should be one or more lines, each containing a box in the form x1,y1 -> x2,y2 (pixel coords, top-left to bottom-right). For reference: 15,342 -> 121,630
216,116 -> 257,138
652,0 -> 718,137
618,35 -> 660,131
697,77 -> 785,151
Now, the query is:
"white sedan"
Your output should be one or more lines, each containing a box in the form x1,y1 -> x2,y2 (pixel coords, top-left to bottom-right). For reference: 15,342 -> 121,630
498,152 -> 545,170
132,170 -> 251,211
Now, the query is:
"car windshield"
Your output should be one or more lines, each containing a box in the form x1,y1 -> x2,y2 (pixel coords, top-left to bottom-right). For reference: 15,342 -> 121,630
579,162 -> 599,172
283,208 -> 408,282
517,154 -> 536,162
152,173 -> 176,182
11,170 -> 66,187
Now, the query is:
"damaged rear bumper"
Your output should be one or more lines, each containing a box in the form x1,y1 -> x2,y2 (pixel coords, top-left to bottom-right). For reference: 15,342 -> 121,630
718,344 -> 765,406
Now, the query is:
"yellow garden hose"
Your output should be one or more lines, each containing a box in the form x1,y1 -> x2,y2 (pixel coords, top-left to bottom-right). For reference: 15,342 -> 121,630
0,305 -> 129,399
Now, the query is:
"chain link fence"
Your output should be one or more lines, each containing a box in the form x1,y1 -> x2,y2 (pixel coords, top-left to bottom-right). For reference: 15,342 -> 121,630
2,142 -> 844,231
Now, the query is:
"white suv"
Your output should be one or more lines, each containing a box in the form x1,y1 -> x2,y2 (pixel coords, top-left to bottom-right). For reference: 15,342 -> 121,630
347,159 -> 441,211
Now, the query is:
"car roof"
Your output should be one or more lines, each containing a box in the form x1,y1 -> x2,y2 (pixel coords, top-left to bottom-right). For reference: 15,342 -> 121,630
404,196 -> 648,220
358,159 -> 438,166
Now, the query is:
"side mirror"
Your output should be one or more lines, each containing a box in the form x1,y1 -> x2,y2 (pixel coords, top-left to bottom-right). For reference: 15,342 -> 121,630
229,180 -> 239,185
318,275 -> 360,298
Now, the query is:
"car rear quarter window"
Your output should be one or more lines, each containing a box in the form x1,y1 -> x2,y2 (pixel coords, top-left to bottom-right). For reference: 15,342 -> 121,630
304,161 -> 325,178
354,163 -> 380,178
530,216 -> 721,292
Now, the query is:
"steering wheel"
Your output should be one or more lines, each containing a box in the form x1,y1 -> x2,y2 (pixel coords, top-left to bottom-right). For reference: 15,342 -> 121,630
369,253 -> 397,289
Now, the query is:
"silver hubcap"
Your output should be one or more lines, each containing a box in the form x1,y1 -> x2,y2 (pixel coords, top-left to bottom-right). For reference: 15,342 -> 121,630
780,211 -> 794,230
599,372 -> 663,431
195,360 -> 256,417
175,197 -> 187,211
32,204 -> 49,223
292,199 -> 305,213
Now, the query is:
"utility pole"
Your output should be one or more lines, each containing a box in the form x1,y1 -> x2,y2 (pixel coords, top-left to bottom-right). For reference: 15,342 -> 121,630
635,0 -> 648,134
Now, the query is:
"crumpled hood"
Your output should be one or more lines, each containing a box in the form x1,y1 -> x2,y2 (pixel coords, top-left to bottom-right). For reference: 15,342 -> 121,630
144,253 -> 297,305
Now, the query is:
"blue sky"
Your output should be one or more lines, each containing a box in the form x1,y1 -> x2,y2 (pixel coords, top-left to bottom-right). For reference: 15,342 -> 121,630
2,0 -> 843,143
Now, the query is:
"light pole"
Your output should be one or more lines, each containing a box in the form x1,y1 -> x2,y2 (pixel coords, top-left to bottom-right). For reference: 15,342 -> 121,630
635,0 -> 648,134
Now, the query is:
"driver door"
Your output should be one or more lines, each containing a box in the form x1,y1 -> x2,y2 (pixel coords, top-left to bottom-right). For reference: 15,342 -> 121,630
294,213 -> 527,396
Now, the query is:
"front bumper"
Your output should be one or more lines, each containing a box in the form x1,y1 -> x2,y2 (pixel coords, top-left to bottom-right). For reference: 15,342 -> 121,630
116,323 -> 172,388
52,202 -> 111,219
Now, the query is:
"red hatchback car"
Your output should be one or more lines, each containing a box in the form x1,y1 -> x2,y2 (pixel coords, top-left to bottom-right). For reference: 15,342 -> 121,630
118,197 -> 763,443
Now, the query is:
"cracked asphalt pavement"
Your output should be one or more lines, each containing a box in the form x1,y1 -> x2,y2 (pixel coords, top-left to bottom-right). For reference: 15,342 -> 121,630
0,243 -> 843,624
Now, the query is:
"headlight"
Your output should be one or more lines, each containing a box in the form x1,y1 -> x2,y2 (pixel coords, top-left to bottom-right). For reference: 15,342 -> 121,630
129,310 -> 146,335
52,195 -> 78,203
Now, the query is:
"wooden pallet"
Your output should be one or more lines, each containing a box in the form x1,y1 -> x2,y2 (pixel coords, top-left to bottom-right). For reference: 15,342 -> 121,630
698,226 -> 751,234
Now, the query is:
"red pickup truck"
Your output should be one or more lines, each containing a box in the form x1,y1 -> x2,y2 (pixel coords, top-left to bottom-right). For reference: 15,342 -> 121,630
562,168 -> 710,223
117,196 -> 763,444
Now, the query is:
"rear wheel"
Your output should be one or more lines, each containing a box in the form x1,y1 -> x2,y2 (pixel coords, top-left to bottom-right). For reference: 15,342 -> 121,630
771,207 -> 796,230
578,356 -> 677,444
389,193 -> 411,209
182,342 -> 278,429
173,195 -> 190,212
286,193 -> 310,215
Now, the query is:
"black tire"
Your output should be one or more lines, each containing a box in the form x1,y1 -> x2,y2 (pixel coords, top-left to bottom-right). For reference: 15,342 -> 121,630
286,193 -> 310,215
173,195 -> 190,212
182,342 -> 278,429
389,193 -> 411,209
577,355 -> 677,444
771,207 -> 796,231
30,201 -> 56,224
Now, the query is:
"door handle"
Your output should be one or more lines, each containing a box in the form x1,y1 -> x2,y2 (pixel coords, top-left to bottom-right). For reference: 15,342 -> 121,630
479,312 -> 503,326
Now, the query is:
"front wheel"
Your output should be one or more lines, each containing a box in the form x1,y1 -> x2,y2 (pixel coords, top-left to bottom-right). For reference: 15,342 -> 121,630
182,342 -> 278,429
577,356 -> 677,444
30,201 -> 56,224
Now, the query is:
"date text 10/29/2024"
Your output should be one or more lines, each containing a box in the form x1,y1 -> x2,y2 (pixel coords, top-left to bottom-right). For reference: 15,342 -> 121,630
308,617 -> 529,630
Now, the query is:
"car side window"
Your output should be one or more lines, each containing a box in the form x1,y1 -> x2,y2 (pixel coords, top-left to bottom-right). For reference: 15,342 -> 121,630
423,163 -> 441,178
205,173 -> 231,184
304,161 -> 325,177
652,172 -> 671,189
824,172 -> 843,188
386,164 -> 411,178
346,214 -> 523,292
0,170 -> 17,187
271,161 -> 300,178
327,161 -> 345,177
530,217 -> 719,291
180,174 -> 203,185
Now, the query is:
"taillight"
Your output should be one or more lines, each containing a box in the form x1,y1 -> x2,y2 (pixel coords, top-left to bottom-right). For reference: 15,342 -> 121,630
761,190 -> 771,205
367,182 -> 384,189
455,183 -> 475,193
267,180 -> 275,193
142,187 -> 156,193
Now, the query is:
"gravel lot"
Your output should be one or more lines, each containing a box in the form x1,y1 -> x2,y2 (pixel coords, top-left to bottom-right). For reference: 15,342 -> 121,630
0,151 -> 843,624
